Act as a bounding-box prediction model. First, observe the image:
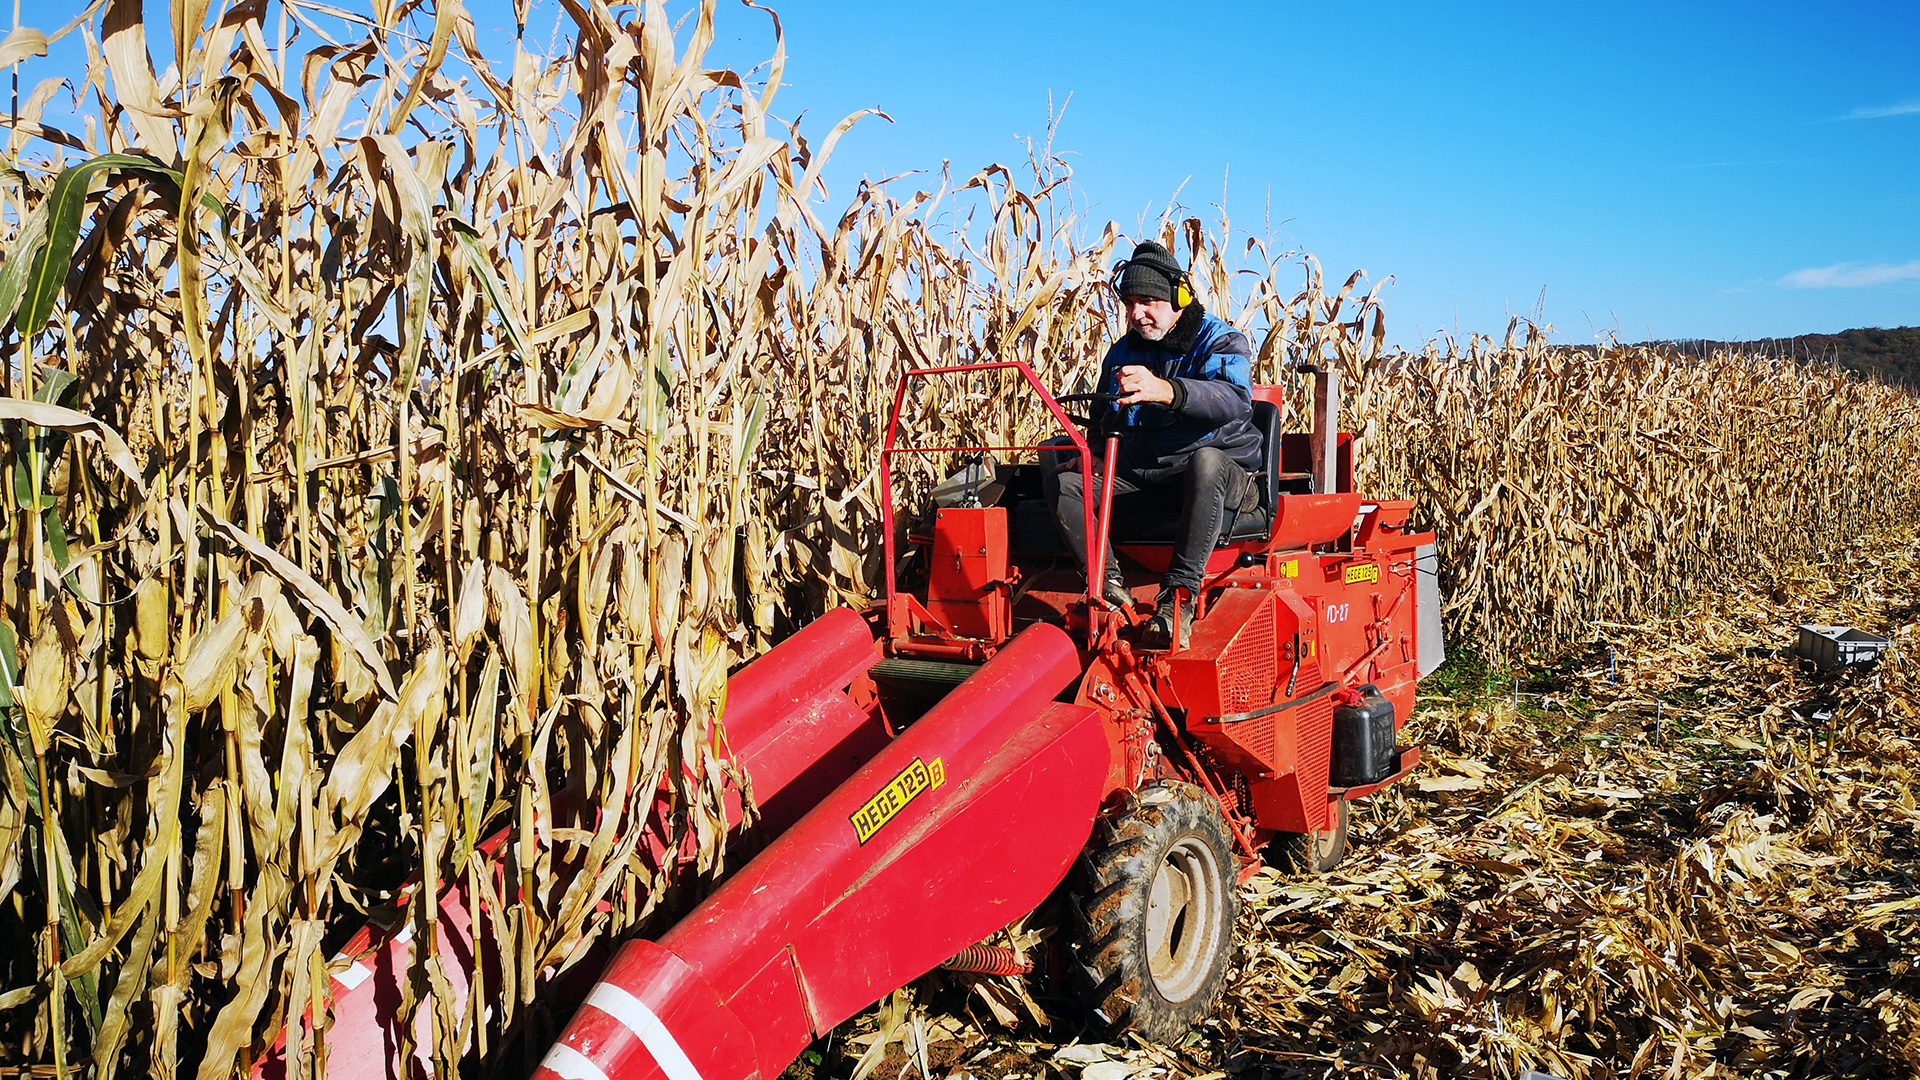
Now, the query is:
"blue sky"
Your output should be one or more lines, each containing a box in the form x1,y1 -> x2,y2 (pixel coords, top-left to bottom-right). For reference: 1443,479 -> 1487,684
660,0 -> 1920,348
14,0 -> 1918,348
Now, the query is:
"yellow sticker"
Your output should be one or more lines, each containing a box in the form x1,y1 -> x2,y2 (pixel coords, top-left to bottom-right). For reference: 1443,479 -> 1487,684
1278,559 -> 1299,579
1344,563 -> 1380,585
850,757 -> 946,845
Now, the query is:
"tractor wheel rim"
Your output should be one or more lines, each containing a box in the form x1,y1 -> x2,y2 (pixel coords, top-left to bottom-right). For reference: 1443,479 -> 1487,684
1145,835 -> 1224,1002
1314,827 -> 1338,864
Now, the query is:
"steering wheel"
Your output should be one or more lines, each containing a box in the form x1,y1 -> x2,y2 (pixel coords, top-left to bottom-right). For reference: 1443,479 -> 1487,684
1054,392 -> 1126,432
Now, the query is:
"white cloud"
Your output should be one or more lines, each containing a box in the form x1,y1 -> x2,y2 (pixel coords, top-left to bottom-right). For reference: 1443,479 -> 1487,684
1778,261 -> 1920,289
1842,101 -> 1920,120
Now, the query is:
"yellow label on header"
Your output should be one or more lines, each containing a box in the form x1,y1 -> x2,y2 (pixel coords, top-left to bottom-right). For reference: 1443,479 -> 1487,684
1278,559 -> 1299,579
1345,563 -> 1380,585
851,757 -> 946,844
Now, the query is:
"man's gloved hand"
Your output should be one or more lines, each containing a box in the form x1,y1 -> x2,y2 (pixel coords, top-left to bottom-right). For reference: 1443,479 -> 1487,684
1114,364 -> 1176,407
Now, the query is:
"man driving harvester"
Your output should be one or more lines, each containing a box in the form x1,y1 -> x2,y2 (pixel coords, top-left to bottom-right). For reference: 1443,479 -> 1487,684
1045,239 -> 1263,649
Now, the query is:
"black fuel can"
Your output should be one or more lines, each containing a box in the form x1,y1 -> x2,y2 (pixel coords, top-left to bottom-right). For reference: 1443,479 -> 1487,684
1331,684 -> 1397,787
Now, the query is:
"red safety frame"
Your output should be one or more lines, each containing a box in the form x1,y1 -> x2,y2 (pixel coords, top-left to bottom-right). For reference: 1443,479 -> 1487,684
880,360 -> 1118,649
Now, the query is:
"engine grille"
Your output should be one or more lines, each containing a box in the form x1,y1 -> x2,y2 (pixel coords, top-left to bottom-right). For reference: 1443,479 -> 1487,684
1219,599 -> 1276,714
1237,716 -> 1276,769
1294,660 -> 1336,831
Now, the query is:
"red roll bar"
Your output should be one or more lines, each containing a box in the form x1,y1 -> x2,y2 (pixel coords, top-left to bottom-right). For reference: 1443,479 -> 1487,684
878,360 -> 1116,647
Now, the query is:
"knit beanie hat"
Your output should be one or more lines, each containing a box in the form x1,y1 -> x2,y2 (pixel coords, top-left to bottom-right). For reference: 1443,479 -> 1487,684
1114,241 -> 1185,304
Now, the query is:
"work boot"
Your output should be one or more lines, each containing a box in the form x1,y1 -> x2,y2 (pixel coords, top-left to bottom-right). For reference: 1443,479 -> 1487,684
1142,586 -> 1195,650
1097,570 -> 1132,610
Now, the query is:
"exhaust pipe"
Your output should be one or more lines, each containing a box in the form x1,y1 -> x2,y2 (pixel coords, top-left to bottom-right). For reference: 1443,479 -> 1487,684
1309,365 -> 1340,495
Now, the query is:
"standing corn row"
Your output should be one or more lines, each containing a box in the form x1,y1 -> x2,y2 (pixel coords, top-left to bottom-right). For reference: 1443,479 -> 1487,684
1348,324 -> 1920,655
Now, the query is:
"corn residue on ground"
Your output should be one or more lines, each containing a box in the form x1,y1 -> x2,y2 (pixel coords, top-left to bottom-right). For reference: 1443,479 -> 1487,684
830,528 -> 1920,1080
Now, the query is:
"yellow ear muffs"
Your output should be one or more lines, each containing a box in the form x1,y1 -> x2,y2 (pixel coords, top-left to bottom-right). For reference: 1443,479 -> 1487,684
1111,258 -> 1195,308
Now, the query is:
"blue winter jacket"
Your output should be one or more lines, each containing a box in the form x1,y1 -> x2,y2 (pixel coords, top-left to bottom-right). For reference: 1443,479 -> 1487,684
1097,304 -> 1262,483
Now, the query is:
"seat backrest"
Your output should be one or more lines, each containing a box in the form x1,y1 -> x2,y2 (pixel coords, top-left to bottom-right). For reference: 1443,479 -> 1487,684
1251,399 -> 1282,515
1222,400 -> 1285,542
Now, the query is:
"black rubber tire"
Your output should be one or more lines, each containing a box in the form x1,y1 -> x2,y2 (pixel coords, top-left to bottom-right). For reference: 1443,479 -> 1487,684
1067,783 -> 1240,1043
1271,798 -> 1349,874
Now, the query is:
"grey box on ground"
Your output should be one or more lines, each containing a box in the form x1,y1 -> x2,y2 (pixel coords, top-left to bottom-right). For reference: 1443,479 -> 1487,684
1794,624 -> 1892,669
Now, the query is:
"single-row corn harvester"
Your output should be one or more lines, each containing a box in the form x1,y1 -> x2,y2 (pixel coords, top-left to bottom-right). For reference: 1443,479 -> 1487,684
263,362 -> 1439,1080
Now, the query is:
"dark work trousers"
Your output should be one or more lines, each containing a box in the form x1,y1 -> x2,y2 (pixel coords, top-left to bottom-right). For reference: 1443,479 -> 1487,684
1043,445 -> 1255,595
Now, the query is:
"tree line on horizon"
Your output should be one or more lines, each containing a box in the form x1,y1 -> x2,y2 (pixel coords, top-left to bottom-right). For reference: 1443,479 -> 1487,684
1654,325 -> 1920,390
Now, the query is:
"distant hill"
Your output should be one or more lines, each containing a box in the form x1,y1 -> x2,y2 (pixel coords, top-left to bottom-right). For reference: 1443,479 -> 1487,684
1657,327 -> 1920,390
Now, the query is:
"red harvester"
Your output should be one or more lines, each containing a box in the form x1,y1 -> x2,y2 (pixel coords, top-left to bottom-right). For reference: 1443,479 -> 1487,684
266,361 -> 1439,1080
